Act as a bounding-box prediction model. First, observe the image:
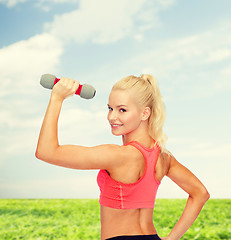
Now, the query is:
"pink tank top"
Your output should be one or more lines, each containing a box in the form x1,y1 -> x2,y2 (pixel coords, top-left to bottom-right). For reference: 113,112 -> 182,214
97,141 -> 160,209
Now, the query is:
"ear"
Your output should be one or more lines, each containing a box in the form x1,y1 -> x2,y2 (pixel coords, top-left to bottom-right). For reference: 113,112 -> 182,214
141,107 -> 151,121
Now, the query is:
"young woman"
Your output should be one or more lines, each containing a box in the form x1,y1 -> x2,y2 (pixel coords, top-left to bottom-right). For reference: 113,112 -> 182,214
36,74 -> 210,240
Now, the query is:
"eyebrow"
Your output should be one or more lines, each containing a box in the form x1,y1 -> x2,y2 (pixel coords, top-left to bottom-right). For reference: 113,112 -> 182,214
107,104 -> 127,108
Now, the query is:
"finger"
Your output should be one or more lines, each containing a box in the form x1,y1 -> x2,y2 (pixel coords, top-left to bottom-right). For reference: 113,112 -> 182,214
60,77 -> 73,85
67,78 -> 75,88
59,77 -> 68,84
73,81 -> 80,92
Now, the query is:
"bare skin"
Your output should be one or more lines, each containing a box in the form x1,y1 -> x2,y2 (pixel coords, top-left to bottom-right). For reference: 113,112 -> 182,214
100,143 -> 169,240
36,78 -> 210,240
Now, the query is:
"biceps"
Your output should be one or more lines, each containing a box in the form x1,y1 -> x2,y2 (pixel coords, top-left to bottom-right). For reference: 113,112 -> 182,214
54,145 -> 95,169
38,144 -> 121,170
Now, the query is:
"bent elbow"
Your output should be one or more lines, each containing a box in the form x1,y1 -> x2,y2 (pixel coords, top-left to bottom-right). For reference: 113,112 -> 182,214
35,148 -> 45,161
203,189 -> 210,202
35,146 -> 49,161
201,188 -> 210,203
35,150 -> 41,160
35,146 -> 59,165
194,186 -> 210,204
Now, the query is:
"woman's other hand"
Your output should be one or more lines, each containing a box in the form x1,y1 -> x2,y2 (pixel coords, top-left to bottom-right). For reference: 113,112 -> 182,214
51,77 -> 79,101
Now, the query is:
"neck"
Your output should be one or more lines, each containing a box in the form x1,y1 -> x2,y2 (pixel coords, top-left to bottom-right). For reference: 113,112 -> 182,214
122,121 -> 153,147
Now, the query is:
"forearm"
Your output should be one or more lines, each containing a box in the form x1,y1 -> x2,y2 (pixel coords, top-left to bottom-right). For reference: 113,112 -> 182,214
167,194 -> 209,240
36,95 -> 63,160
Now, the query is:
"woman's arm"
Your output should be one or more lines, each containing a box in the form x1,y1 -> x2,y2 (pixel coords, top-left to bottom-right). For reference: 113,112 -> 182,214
162,155 -> 210,240
35,77 -> 130,170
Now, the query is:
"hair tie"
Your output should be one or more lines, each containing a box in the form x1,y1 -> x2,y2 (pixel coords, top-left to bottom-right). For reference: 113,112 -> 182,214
140,74 -> 151,85
147,79 -> 151,85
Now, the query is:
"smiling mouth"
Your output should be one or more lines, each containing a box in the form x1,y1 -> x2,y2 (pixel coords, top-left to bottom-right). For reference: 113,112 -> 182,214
110,123 -> 123,128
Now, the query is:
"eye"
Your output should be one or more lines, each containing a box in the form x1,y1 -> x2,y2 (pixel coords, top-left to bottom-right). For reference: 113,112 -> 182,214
108,105 -> 113,111
119,108 -> 126,112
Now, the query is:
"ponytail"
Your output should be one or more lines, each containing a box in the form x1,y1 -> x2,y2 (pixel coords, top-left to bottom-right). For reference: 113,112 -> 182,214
140,74 -> 167,153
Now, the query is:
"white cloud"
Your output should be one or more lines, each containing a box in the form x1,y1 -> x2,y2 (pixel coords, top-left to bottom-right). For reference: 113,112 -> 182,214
109,20 -> 231,99
168,137 -> 231,159
205,48 -> 231,63
35,0 -> 79,12
0,0 -> 78,8
0,33 -> 63,166
44,0 -> 178,44
1,0 -> 230,199
39,0 -> 78,3
0,33 -> 63,96
153,29 -> 230,71
0,105 -> 109,160
47,106 -> 109,146
0,0 -> 26,7
221,63 -> 231,76
156,0 -> 176,9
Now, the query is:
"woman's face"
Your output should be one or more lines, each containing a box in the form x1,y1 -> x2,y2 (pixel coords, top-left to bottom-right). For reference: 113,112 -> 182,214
107,89 -> 144,136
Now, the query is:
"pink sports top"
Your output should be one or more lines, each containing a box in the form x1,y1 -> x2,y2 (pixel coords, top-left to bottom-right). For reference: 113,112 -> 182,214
97,141 -> 160,209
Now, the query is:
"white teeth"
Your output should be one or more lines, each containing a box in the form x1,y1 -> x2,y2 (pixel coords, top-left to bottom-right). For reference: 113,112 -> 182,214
111,124 -> 122,127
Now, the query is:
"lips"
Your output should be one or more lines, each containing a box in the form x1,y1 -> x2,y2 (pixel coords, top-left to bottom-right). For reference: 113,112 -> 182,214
110,123 -> 123,129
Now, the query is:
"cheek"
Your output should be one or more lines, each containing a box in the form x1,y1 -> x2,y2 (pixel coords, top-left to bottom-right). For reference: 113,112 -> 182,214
124,112 -> 141,127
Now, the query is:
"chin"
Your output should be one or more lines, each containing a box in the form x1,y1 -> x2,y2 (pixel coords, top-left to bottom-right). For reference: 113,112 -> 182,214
111,131 -> 123,136
111,128 -> 125,136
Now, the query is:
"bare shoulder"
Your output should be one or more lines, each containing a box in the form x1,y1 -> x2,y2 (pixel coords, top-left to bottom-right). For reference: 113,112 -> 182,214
155,151 -> 172,181
106,144 -> 144,167
106,144 -> 146,183
161,150 -> 183,176
159,151 -> 172,171
96,143 -> 141,157
122,144 -> 144,157
160,151 -> 172,162
93,144 -> 142,167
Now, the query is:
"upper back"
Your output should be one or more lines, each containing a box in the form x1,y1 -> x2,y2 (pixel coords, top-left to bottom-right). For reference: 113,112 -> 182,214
97,140 -> 161,209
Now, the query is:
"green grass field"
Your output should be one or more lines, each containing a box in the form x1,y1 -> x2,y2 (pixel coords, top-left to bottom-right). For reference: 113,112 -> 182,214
0,199 -> 230,239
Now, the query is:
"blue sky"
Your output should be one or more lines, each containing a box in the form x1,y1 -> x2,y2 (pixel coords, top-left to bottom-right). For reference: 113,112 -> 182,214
0,0 -> 230,199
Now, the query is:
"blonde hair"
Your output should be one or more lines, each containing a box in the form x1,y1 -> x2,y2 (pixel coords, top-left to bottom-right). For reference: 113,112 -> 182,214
112,74 -> 167,153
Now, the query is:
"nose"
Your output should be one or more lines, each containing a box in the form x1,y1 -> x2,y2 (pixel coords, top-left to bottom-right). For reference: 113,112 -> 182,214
107,110 -> 117,122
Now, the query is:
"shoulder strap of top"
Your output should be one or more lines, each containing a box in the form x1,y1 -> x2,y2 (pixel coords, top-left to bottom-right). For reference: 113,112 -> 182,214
125,140 -> 160,152
125,141 -> 160,183
125,141 -> 144,150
